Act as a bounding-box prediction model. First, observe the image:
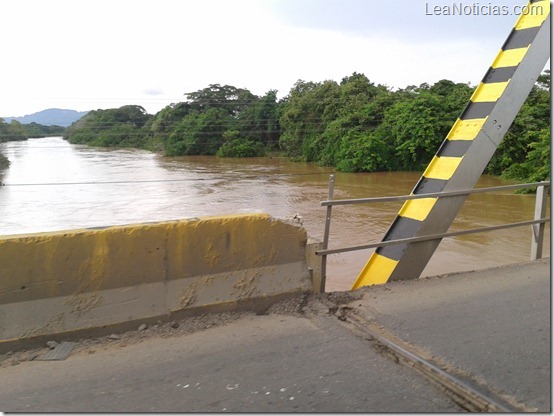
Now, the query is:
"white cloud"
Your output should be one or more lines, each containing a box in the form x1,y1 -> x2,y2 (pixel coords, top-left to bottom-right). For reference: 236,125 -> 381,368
0,0 -> 536,116
143,87 -> 165,96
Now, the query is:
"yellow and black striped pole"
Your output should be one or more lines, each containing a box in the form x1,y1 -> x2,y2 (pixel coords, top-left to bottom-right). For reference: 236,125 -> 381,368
353,0 -> 550,289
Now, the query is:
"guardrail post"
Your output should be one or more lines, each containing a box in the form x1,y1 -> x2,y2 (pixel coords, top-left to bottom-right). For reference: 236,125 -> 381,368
531,184 -> 547,260
320,174 -> 335,292
306,238 -> 324,293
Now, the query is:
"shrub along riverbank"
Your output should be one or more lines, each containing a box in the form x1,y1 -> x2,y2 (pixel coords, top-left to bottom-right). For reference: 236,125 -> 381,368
0,119 -> 65,142
0,118 -> 66,170
0,152 -> 9,170
57,71 -> 549,184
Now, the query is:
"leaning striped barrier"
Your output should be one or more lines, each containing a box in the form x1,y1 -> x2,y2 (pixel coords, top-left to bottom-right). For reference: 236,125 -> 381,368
0,214 -> 317,351
354,0 -> 550,288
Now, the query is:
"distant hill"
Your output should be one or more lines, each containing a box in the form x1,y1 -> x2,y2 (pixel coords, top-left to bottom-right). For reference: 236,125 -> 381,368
3,108 -> 89,127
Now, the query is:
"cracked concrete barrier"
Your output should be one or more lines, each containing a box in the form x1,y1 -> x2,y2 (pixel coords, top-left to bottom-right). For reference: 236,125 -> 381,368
0,214 -> 316,351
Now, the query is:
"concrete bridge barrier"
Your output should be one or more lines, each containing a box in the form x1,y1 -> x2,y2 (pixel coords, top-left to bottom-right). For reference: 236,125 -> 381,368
0,214 -> 318,351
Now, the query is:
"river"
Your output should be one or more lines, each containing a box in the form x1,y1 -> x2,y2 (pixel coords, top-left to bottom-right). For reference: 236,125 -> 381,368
0,137 -> 549,291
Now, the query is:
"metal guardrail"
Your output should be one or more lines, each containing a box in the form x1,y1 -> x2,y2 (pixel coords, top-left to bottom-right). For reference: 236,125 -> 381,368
316,176 -> 550,290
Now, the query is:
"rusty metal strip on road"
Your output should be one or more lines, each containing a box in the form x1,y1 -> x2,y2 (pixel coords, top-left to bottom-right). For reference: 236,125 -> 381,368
333,307 -> 535,412
34,342 -> 76,361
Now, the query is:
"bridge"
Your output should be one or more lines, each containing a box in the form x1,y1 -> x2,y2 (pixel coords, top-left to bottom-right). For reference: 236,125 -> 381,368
0,0 -> 550,412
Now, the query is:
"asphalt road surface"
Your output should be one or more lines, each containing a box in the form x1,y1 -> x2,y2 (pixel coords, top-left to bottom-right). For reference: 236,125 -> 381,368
0,259 -> 549,412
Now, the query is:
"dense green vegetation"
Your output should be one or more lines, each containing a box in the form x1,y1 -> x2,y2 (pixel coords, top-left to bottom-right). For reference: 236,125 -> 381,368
0,152 -> 9,170
0,118 -> 67,169
486,71 -> 550,182
279,74 -> 474,172
23,122 -> 65,138
151,85 -> 281,157
61,71 -> 550,183
0,119 -> 27,142
64,105 -> 152,148
0,118 -> 64,142
0,114 -> 106,168
279,72 -> 550,183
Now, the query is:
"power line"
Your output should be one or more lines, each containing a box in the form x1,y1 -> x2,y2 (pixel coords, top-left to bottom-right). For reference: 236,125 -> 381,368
1,172 -> 333,188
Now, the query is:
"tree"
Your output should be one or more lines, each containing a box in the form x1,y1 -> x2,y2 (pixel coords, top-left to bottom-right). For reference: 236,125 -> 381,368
185,84 -> 257,117
216,130 -> 266,158
0,119 -> 27,142
318,75 -> 392,170
486,70 -> 550,182
164,108 -> 230,156
160,84 -> 278,157
235,90 -> 282,149
279,74 -> 392,170
0,118 -> 11,142
279,79 -> 341,161
375,81 -> 472,171
23,122 -> 65,138
148,103 -> 192,138
64,105 -> 152,148
0,152 -> 9,169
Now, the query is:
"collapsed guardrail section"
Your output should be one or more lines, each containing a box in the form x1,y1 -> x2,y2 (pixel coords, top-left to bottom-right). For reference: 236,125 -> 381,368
0,213 -> 317,350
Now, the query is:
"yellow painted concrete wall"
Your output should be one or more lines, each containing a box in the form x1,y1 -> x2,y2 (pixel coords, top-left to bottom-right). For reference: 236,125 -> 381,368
0,214 -> 314,346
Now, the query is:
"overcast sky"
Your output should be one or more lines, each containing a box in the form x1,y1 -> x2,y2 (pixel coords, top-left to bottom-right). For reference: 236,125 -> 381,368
0,0 -> 548,117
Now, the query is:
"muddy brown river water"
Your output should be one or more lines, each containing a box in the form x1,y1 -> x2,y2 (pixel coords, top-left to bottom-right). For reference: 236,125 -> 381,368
0,137 -> 549,291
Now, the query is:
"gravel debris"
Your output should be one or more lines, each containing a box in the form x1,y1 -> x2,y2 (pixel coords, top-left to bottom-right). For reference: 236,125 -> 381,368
0,291 -> 361,369
321,290 -> 364,305
0,310 -> 247,368
266,294 -> 308,316
46,341 -> 58,350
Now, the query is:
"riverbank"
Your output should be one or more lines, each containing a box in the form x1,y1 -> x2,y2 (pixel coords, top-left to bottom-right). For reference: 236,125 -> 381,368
0,152 -> 9,169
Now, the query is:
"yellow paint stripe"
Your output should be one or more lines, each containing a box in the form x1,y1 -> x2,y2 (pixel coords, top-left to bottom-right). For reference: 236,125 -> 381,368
423,156 -> 463,181
515,1 -> 550,30
491,48 -> 529,69
398,198 -> 437,222
447,118 -> 486,141
353,252 -> 398,289
471,81 -> 509,102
